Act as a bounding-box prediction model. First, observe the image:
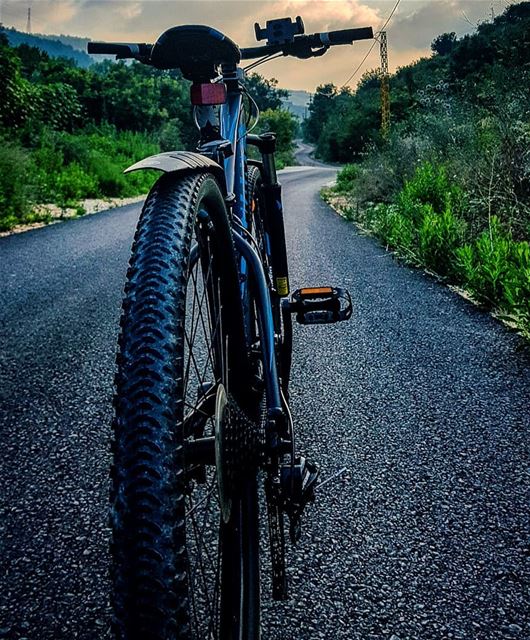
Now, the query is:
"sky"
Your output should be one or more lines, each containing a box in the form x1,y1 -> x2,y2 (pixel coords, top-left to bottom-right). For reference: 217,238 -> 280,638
0,0 -> 513,90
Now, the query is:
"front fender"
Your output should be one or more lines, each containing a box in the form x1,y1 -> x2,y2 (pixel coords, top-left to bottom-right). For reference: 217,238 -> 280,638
124,151 -> 223,177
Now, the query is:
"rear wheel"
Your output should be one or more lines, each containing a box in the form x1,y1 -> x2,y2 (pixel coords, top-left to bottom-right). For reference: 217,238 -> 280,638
111,172 -> 260,639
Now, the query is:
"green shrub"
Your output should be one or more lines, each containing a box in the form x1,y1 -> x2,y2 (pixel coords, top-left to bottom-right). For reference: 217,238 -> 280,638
397,162 -> 464,217
455,217 -> 514,305
54,162 -> 99,203
503,241 -> 530,334
334,164 -> 359,193
371,203 -> 417,255
418,203 -> 465,276
0,141 -> 33,228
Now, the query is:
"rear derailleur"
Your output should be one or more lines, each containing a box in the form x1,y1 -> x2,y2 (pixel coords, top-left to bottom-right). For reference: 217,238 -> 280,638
266,441 -> 320,599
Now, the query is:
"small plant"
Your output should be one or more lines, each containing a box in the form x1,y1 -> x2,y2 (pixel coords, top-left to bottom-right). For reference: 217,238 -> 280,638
0,141 -> 33,228
334,164 -> 359,193
418,202 -> 465,276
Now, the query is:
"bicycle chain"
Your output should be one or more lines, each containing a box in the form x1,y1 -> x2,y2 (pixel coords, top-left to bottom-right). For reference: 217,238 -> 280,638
266,479 -> 288,600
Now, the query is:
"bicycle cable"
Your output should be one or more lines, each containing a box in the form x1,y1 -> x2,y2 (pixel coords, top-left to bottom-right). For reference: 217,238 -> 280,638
242,86 -> 260,135
242,51 -> 284,72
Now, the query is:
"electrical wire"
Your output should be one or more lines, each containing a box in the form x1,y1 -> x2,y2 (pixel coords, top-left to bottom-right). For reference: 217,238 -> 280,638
341,39 -> 378,88
341,0 -> 401,87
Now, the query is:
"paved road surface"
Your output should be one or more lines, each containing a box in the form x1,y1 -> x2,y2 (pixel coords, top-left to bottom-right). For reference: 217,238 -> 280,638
1,165 -> 529,640
293,140 -> 332,167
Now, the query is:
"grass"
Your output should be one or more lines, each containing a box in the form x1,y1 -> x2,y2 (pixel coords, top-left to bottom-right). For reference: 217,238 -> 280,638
0,127 -> 159,231
325,162 -> 530,338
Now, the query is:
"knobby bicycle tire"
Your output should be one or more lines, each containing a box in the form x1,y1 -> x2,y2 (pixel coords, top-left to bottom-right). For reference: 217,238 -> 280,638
111,171 -> 260,640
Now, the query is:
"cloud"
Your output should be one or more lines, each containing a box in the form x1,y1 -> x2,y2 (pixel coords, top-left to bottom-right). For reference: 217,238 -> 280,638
388,0 -> 499,52
0,0 -> 506,90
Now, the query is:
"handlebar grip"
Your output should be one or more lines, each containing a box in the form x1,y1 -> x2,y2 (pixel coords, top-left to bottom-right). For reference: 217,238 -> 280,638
88,42 -> 130,55
87,42 -> 152,58
319,27 -> 374,45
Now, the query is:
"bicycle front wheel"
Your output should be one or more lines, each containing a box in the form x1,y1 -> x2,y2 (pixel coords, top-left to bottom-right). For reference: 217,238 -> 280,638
111,171 -> 260,640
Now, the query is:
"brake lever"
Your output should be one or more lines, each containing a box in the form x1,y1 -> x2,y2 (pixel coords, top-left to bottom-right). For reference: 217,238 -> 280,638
309,46 -> 329,58
286,43 -> 329,59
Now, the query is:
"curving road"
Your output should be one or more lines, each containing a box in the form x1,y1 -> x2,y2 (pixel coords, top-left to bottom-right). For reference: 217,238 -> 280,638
1,164 -> 529,640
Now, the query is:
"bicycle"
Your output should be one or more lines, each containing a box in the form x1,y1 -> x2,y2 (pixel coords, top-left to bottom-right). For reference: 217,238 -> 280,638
88,16 -> 373,640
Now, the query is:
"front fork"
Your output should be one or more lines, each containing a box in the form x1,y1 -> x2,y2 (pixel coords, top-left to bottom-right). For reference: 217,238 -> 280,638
247,133 -> 293,395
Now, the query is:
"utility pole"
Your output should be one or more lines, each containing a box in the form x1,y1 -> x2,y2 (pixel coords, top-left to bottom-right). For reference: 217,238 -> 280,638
379,31 -> 390,139
26,6 -> 31,33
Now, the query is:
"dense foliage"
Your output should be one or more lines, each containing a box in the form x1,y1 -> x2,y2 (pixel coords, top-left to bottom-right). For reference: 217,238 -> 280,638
2,26 -> 93,68
319,2 -> 530,336
0,33 -> 295,230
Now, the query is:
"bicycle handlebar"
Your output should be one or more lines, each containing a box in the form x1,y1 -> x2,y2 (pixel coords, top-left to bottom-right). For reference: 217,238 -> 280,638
322,27 -> 374,45
241,26 -> 373,60
87,26 -> 374,63
87,41 -> 152,59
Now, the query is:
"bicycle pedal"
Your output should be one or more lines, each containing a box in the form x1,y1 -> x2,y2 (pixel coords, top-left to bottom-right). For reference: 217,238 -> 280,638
284,287 -> 352,325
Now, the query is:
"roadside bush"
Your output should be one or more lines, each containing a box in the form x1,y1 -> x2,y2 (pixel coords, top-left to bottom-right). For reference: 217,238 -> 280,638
397,162 -> 464,217
334,164 -> 359,193
53,162 -> 99,203
418,203 -> 465,276
455,218 -> 530,334
503,242 -> 530,334
0,141 -> 33,229
456,217 -> 515,305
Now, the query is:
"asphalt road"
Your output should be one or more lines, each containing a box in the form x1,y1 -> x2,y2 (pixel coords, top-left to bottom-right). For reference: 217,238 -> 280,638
1,165 -> 529,640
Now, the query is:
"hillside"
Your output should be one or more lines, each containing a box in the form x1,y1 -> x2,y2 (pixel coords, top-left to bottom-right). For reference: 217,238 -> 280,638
282,89 -> 312,119
0,26 -> 93,67
0,26 -> 308,111
317,1 -> 530,336
0,31 -> 298,232
304,2 -> 530,162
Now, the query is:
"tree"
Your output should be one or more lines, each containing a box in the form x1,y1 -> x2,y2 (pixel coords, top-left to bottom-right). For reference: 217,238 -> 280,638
431,32 -> 457,56
256,108 -> 296,152
244,73 -> 288,111
431,31 -> 457,56
0,39 -> 35,129
303,83 -> 337,143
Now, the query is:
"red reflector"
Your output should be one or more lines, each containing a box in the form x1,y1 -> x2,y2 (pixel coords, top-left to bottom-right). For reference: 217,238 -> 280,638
190,82 -> 227,106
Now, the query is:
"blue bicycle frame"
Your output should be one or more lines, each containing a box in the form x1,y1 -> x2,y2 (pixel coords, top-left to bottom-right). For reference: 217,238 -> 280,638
216,77 -> 283,415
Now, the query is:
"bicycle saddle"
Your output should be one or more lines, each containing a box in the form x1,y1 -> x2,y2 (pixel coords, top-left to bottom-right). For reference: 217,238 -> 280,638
150,25 -> 241,79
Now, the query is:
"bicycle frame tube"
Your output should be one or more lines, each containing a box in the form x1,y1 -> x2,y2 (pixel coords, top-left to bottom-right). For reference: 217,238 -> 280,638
232,231 -> 282,413
217,70 -> 282,416
220,90 -> 247,225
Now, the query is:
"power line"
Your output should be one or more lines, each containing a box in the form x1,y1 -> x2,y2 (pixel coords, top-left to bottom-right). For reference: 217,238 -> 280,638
378,0 -> 402,34
342,0 -> 401,87
342,39 -> 378,87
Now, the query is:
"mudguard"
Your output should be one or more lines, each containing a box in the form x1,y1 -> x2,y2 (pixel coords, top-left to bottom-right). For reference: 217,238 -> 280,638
124,151 -> 223,176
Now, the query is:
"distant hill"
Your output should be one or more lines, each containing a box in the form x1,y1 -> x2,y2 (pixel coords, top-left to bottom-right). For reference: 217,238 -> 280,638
0,26 -> 109,67
282,89 -> 312,119
1,27 -> 93,67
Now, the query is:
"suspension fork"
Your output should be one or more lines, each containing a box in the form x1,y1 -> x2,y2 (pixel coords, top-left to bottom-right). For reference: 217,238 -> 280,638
247,133 -> 293,393
247,133 -> 290,297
